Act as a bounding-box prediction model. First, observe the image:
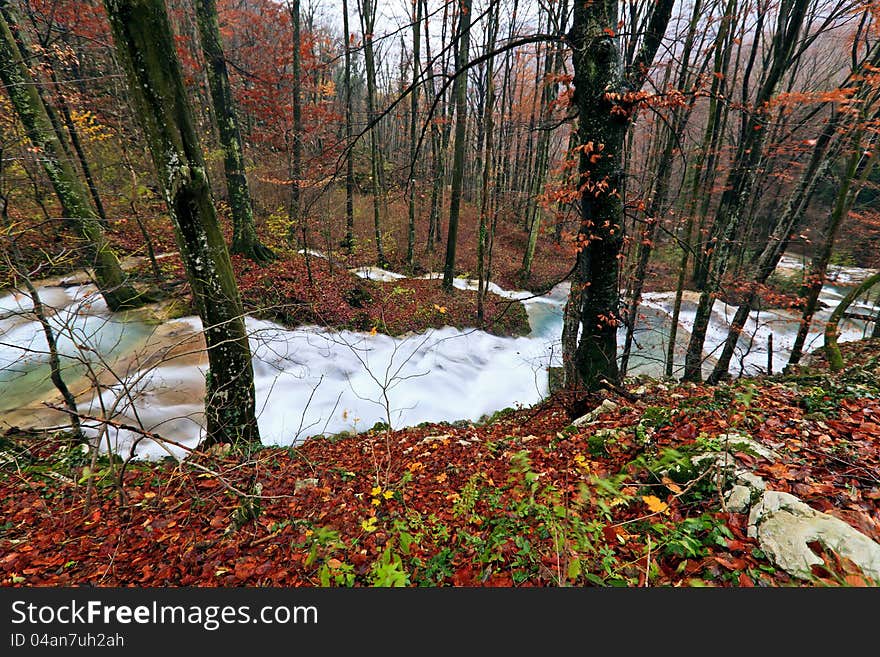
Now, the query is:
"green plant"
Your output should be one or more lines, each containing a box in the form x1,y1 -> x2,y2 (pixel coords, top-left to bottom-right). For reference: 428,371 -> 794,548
651,513 -> 732,560
369,543 -> 410,587
640,405 -> 673,429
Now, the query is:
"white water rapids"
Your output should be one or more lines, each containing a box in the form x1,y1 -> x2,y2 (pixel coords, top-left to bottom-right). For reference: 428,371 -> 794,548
0,255 -> 877,459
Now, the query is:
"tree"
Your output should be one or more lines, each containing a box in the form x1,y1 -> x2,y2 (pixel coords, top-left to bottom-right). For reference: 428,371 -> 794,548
341,0 -> 355,253
194,0 -> 274,262
442,0 -> 472,292
521,0 -> 568,280
824,270 -> 880,371
682,0 -> 812,382
102,0 -> 260,447
0,2 -> 144,312
563,0 -> 675,390
358,0 -> 388,267
406,0 -> 422,271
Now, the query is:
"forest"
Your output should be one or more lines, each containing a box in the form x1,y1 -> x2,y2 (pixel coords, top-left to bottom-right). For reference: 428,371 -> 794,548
0,0 -> 879,588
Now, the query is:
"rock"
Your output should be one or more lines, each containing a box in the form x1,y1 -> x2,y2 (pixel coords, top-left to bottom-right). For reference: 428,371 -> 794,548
748,491 -> 880,581
691,450 -> 736,472
735,470 -> 766,492
295,478 -> 319,493
717,433 -> 779,461
417,434 -> 451,446
726,485 -> 752,513
572,399 -> 619,427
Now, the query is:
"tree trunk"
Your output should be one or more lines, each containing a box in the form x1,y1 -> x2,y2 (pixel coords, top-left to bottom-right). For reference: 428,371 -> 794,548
824,272 -> 880,371
683,0 -> 811,381
521,1 -> 567,280
406,0 -> 422,271
620,0 -> 702,377
103,0 -> 260,447
564,0 -> 674,391
342,0 -> 355,253
787,131 -> 878,367
442,0 -> 472,292
706,114 -> 838,382
0,7 -> 144,312
360,0 -> 387,267
195,0 -> 274,262
477,2 -> 499,320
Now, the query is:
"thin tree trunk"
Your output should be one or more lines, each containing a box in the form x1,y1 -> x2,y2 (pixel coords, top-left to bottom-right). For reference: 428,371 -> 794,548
683,0 -> 812,382
195,0 -> 274,262
788,131 -> 878,366
342,0 -> 355,253
707,110 -> 841,382
0,8 -> 144,312
442,0 -> 472,292
477,2 -> 499,320
521,1 -> 568,280
824,272 -> 880,371
621,0 -> 703,377
360,0 -> 387,267
406,0 -> 422,271
44,61 -> 109,226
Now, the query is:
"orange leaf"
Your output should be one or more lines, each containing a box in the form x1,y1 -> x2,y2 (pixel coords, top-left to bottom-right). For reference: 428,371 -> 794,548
642,495 -> 669,514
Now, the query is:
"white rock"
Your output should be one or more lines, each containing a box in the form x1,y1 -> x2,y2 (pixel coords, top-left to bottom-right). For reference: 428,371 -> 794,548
748,491 -> 880,581
726,485 -> 752,513
718,433 -> 780,461
572,399 -> 619,427
735,470 -> 766,492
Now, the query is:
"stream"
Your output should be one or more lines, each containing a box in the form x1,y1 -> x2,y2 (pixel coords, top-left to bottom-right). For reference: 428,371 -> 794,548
1,256 -> 877,459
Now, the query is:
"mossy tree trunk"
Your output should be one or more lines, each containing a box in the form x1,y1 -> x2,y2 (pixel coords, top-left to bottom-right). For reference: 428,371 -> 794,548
103,0 -> 260,447
788,112 -> 880,367
194,0 -> 274,262
824,272 -> 880,371
564,0 -> 673,391
0,5 -> 143,312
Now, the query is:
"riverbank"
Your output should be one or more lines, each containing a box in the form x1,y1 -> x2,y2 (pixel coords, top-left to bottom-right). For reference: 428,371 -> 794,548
124,249 -> 531,339
2,337 -> 878,587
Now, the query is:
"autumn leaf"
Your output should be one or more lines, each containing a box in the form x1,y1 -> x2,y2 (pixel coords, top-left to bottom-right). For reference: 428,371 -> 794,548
642,495 -> 669,514
661,476 -> 682,494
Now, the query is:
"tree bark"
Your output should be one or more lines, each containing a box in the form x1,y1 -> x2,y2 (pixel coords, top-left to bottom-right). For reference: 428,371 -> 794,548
683,0 -> 811,381
103,0 -> 260,447
406,0 -> 422,271
359,0 -> 387,267
564,0 -> 673,390
342,0 -> 355,253
195,0 -> 274,262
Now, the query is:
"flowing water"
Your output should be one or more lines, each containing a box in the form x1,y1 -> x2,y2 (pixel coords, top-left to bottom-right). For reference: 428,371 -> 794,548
1,256 -> 877,459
